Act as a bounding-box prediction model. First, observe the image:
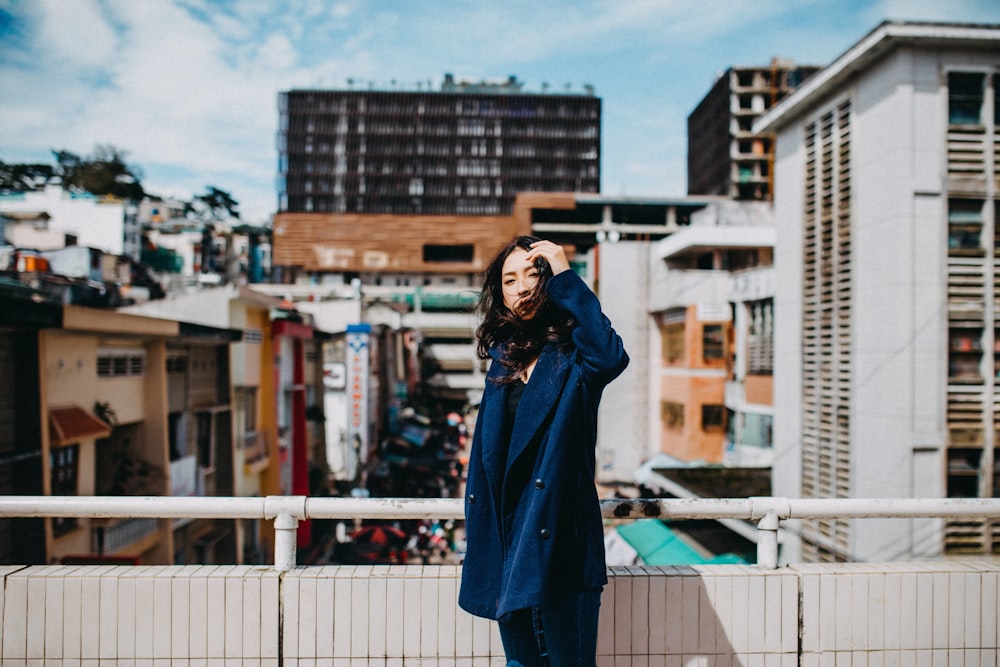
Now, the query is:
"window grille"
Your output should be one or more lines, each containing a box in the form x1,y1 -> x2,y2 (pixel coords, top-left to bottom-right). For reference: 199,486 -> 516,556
96,348 -> 146,378
944,71 -> 1000,553
800,100 -> 852,560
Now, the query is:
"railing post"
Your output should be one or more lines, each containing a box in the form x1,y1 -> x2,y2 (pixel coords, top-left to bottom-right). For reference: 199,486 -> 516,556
264,495 -> 307,573
756,511 -> 780,569
750,496 -> 789,570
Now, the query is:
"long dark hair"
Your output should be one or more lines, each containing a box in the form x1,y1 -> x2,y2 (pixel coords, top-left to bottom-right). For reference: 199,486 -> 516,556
476,235 -> 575,383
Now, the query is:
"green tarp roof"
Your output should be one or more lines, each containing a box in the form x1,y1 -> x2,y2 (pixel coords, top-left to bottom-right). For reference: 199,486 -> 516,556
616,519 -> 749,566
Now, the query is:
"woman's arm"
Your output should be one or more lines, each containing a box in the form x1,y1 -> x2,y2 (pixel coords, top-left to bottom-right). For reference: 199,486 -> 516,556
546,269 -> 629,383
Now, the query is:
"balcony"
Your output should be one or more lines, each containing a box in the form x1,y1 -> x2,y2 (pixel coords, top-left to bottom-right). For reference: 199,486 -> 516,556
1,496 -> 999,665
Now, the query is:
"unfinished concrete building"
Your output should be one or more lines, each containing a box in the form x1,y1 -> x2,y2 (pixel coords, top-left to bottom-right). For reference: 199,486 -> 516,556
687,59 -> 819,201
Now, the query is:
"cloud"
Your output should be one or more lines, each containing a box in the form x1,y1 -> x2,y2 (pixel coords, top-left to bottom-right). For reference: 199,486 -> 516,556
3,0 -> 1000,225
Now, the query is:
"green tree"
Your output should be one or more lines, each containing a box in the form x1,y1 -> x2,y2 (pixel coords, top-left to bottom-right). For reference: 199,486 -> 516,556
186,185 -> 240,221
0,160 -> 55,190
52,144 -> 145,200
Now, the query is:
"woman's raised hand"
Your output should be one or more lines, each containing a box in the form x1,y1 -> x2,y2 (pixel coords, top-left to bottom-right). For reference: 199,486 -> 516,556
525,240 -> 570,275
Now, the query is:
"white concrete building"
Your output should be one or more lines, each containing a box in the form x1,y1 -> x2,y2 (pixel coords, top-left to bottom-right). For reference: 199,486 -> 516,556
0,184 -> 139,258
757,21 -> 1000,562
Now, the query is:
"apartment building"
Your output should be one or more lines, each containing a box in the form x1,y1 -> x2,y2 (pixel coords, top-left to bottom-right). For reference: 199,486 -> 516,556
277,75 -> 600,217
0,287 -> 247,565
646,201 -> 775,466
0,184 -> 141,260
758,21 -> 1000,562
688,59 -> 819,201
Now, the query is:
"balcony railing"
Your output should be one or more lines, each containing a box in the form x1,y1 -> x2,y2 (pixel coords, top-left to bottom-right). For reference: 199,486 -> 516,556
3,495 -> 1000,570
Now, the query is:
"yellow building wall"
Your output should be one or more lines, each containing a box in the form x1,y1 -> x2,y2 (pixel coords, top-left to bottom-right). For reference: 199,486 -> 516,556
656,306 -> 730,464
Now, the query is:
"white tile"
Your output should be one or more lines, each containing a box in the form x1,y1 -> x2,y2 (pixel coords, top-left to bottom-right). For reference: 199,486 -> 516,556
116,570 -> 137,660
883,573 -> 901,650
353,575 -> 374,657
913,572 -> 933,650
615,570 -> 634,655
403,575 -> 424,657
385,577 -> 405,658
834,571 -> 853,651
42,570 -> 65,661
630,571 -> 650,655
151,574 -> 172,659
948,572 -> 966,649
698,573 -> 719,656
224,570 -> 245,658
79,574 -> 101,659
762,574 -> 783,654
981,572 -> 998,649
454,602 -> 475,659
298,569 -> 319,659
931,573 -> 949,650
24,574 -> 45,660
204,569 -> 226,658
243,569 -> 264,659
728,571 -> 749,655
437,571 -> 458,660
63,572 -> 83,660
171,569 -> 191,660
781,574 -> 798,653
187,568 -> 210,659
332,574 -> 352,658
800,574 -> 820,653
818,574 -> 837,653
418,572 -> 440,658
315,576 -> 335,659
962,572 -> 980,649
850,573 -> 869,651
747,572 -> 766,655
261,571 -> 281,659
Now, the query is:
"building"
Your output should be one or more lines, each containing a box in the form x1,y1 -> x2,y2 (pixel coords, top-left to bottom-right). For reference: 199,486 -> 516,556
0,286 -> 243,565
277,75 -> 600,218
0,184 -> 141,260
650,201 -> 775,467
757,20 -> 1000,562
688,59 -> 819,201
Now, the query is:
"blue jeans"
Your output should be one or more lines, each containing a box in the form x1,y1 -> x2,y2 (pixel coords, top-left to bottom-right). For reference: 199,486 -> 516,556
498,587 -> 602,667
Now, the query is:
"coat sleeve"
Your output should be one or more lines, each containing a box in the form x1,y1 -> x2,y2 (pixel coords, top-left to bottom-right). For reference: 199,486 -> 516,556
545,270 -> 629,384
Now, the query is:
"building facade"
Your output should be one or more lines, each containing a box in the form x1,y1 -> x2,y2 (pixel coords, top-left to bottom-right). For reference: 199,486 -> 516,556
277,76 -> 600,217
759,21 -> 1000,562
688,59 -> 819,201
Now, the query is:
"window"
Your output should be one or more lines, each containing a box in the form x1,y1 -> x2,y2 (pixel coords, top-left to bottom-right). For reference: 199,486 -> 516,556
661,402 -> 684,429
423,244 -> 474,263
703,324 -> 726,361
50,444 -> 79,535
948,199 -> 984,254
702,404 -> 726,431
661,322 -> 685,363
949,327 -> 983,382
97,348 -> 146,378
948,72 -> 984,125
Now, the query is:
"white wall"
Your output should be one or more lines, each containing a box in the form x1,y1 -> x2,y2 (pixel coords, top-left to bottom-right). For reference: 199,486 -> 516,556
0,185 -> 125,255
596,241 -> 652,484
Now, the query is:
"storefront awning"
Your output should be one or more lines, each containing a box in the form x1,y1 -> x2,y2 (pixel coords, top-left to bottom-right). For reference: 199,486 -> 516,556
49,406 -> 112,445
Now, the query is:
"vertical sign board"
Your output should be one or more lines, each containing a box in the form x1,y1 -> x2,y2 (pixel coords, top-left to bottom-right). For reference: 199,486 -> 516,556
346,323 -> 372,468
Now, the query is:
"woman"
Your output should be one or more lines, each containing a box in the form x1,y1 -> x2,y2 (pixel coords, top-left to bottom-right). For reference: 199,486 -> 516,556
458,236 -> 629,666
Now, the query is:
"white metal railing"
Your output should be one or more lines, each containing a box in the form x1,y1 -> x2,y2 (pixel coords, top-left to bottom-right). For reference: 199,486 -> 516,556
2,495 -> 1000,570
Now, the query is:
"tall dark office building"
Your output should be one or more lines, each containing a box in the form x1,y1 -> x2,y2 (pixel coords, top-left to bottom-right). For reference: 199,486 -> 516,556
687,59 -> 819,201
277,75 -> 601,216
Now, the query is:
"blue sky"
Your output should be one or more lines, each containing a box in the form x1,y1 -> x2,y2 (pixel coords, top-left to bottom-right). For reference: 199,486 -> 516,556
2,0 -> 1000,223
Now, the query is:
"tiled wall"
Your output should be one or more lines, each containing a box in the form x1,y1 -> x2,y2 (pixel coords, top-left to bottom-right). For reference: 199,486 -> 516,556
1,561 -> 997,666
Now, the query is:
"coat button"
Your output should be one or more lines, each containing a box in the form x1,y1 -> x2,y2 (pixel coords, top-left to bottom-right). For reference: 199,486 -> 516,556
468,494 -> 476,504
539,528 -> 550,539
534,479 -> 545,489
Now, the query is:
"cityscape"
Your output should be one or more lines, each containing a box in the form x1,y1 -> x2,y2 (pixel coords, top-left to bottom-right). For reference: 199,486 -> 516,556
1,5 -> 1000,665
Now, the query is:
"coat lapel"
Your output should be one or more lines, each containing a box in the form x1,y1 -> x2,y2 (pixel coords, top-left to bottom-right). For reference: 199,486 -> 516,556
478,356 -> 508,496
505,344 -> 570,474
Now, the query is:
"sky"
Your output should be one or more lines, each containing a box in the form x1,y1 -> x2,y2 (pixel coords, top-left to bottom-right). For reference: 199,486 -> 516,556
2,1 -> 1000,224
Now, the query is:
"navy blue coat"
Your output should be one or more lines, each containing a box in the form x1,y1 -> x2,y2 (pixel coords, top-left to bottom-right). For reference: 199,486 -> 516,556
458,270 -> 629,621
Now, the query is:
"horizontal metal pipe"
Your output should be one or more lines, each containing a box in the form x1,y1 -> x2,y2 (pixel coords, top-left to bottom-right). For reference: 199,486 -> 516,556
1,495 -> 998,521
